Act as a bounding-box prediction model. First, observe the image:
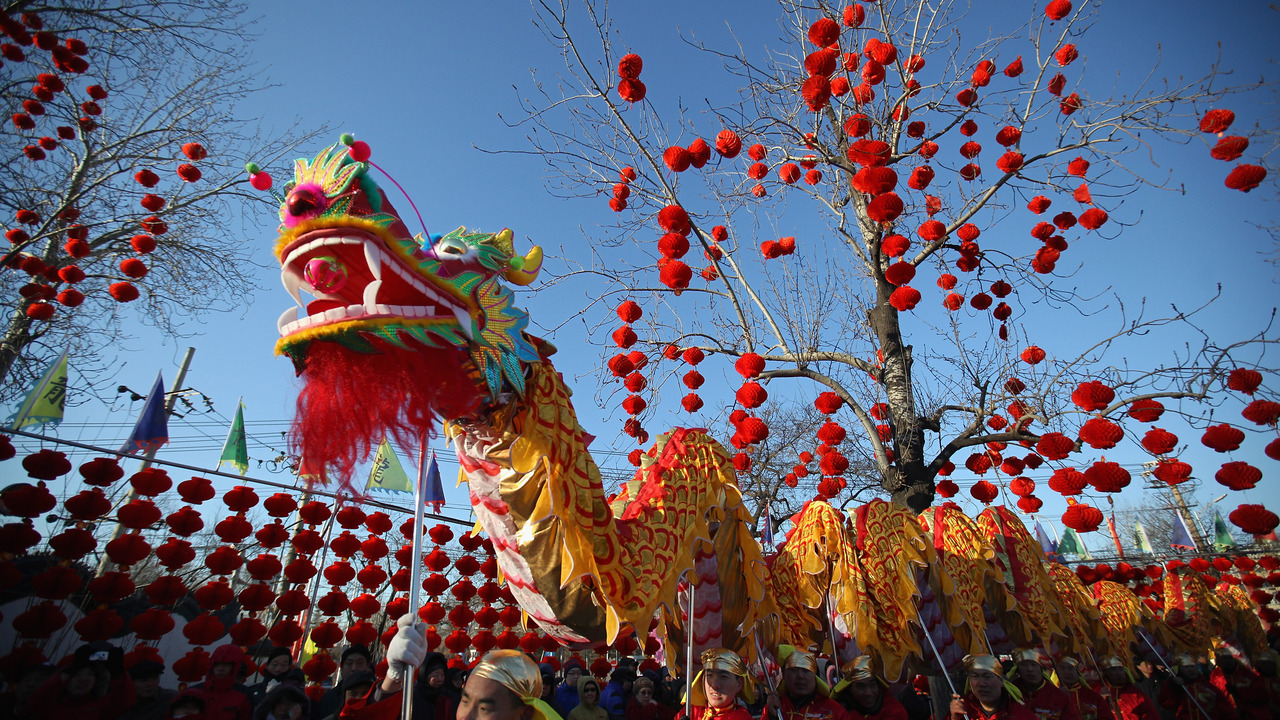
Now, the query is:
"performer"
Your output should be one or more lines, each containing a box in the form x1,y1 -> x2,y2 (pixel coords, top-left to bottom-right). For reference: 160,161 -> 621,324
1054,658 -> 1113,720
831,656 -> 906,720
1098,656 -> 1160,720
761,647 -> 848,720
1155,654 -> 1236,720
453,650 -> 567,720
1009,649 -> 1079,720
1250,650 -> 1279,718
949,654 -> 1036,720
1207,648 -> 1267,720
676,649 -> 755,720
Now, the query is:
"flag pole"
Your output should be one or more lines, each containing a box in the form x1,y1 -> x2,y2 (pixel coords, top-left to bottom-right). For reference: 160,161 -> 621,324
96,347 -> 194,577
402,433 -> 431,720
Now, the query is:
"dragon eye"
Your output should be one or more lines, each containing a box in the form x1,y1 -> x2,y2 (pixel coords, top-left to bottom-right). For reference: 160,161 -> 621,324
287,187 -> 324,217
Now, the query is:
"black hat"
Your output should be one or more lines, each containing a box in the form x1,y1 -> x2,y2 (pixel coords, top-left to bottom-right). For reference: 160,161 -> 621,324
341,645 -> 373,665
339,670 -> 377,695
128,660 -> 165,679
265,646 -> 293,663
66,642 -> 115,673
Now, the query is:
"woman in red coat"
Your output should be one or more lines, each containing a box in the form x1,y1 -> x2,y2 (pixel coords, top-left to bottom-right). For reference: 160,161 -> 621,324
19,642 -> 135,720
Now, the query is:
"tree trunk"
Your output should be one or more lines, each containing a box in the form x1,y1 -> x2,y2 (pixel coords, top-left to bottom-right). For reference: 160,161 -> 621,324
868,285 -> 935,513
0,305 -> 35,392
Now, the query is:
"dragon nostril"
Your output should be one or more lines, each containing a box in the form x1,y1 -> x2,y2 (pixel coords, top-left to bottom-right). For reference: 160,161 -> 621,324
287,188 -> 320,217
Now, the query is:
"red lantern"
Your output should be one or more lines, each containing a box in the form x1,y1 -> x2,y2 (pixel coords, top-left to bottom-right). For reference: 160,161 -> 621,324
347,621 -> 378,646
205,546 -> 243,575
174,649 -> 211,682
357,564 -> 389,590
317,589 -> 350,616
276,589 -> 311,615
31,566 -> 82,600
268,620 -> 305,646
129,468 -> 172,496
215,515 -> 253,543
105,533 -> 151,566
88,571 -> 135,604
154,538 -> 195,569
292,529 -> 324,554
146,575 -> 188,605
49,527 -> 97,560
22,450 -> 71,480
183,612 -> 226,646
970,480 -> 998,504
177,477 -> 215,504
78,457 -> 124,486
246,553 -> 283,581
263,492 -> 297,517
336,505 -> 366,529
1229,504 -> 1279,536
256,520 -> 290,548
238,583 -> 276,612
444,630 -> 472,654
131,608 -> 176,640
283,558 -> 317,584
303,652 -> 338,680
194,580 -> 234,610
229,617 -> 268,647
310,620 -> 344,648
298,501 -> 331,525
1062,503 -> 1103,533
75,608 -> 123,642
366,512 -> 393,535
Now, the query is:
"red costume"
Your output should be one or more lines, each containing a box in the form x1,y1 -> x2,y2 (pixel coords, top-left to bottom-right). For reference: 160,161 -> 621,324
677,704 -> 756,720
951,693 -> 1038,720
1156,676 -> 1236,720
765,695 -> 850,720
841,692 -> 908,720
1258,673 -> 1280,717
1017,681 -> 1081,720
1062,683 -> 1114,720
630,698 -> 678,720
1101,683 -> 1159,720
1209,666 -> 1268,720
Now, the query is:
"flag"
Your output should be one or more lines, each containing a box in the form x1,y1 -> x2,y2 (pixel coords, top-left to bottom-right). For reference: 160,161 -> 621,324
366,438 -> 412,494
216,398 -> 249,475
760,502 -> 774,547
1212,510 -> 1238,550
1033,520 -> 1058,558
1170,511 -> 1198,551
422,452 -> 445,511
1107,513 -> 1125,558
1057,528 -> 1091,559
7,350 -> 69,430
1134,521 -> 1155,554
120,373 -> 168,455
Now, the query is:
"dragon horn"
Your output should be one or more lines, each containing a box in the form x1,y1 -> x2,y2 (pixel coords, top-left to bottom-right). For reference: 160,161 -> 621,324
503,231 -> 543,286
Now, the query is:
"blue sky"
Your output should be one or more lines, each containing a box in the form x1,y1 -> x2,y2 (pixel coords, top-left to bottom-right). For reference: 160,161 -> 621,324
7,1 -> 1279,549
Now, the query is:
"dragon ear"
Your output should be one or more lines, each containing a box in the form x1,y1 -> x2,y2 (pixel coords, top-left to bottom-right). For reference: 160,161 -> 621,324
503,232 -> 543,286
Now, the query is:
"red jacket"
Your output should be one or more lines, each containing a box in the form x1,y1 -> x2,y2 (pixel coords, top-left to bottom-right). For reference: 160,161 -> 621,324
951,693 -> 1038,720
629,698 -> 678,720
1061,683 -> 1114,720
1100,683 -> 1159,720
192,645 -> 253,720
764,695 -> 849,720
1016,681 -> 1080,720
1209,666 -> 1268,720
841,692 -> 908,720
1157,676 -> 1236,720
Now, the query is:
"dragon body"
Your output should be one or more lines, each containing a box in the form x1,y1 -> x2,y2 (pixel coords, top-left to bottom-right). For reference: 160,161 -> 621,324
270,141 -> 1248,671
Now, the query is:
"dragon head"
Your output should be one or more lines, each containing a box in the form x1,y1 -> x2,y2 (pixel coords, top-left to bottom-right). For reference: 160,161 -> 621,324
270,140 -> 546,485
273,141 -> 543,399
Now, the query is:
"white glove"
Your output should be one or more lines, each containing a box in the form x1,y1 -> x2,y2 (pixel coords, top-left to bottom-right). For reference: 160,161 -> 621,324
386,613 -> 428,682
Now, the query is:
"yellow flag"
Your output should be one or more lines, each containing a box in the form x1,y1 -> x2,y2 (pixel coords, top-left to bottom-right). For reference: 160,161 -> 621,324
8,350 -> 68,430
366,438 -> 412,494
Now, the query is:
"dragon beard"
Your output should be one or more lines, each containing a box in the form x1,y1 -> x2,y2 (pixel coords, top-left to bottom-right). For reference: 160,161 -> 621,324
290,339 -> 484,492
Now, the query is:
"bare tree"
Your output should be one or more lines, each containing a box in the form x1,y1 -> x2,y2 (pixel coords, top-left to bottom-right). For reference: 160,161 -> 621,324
0,1 -> 324,401
507,0 -> 1277,514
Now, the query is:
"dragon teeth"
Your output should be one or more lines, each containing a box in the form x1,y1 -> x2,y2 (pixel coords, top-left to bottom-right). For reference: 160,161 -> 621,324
363,241 -> 383,282
362,279 -> 382,310
277,306 -> 298,334
281,268 -> 304,308
453,306 -> 473,339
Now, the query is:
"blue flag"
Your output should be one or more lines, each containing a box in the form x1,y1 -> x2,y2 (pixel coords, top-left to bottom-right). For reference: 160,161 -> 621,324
760,502 -> 774,547
1170,511 -> 1198,551
120,373 -> 169,455
422,452 -> 445,510
1034,520 -> 1058,558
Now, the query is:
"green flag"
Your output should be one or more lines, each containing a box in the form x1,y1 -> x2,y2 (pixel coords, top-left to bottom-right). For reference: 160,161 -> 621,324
1134,521 -> 1155,554
366,438 -> 412,494
1057,527 -> 1092,559
7,350 -> 69,430
217,399 -> 249,475
1213,510 -> 1238,550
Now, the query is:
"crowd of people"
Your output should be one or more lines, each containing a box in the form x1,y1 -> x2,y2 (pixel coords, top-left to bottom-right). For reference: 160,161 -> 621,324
0,618 -> 1277,720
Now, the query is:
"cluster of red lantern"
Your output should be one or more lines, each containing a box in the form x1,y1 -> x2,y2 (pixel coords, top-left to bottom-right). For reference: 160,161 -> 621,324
610,300 -> 651,447
1198,108 -> 1268,194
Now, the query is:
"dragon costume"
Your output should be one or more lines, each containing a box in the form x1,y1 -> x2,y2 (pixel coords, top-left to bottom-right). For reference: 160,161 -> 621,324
271,140 -> 771,653
268,139 -> 1246,673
